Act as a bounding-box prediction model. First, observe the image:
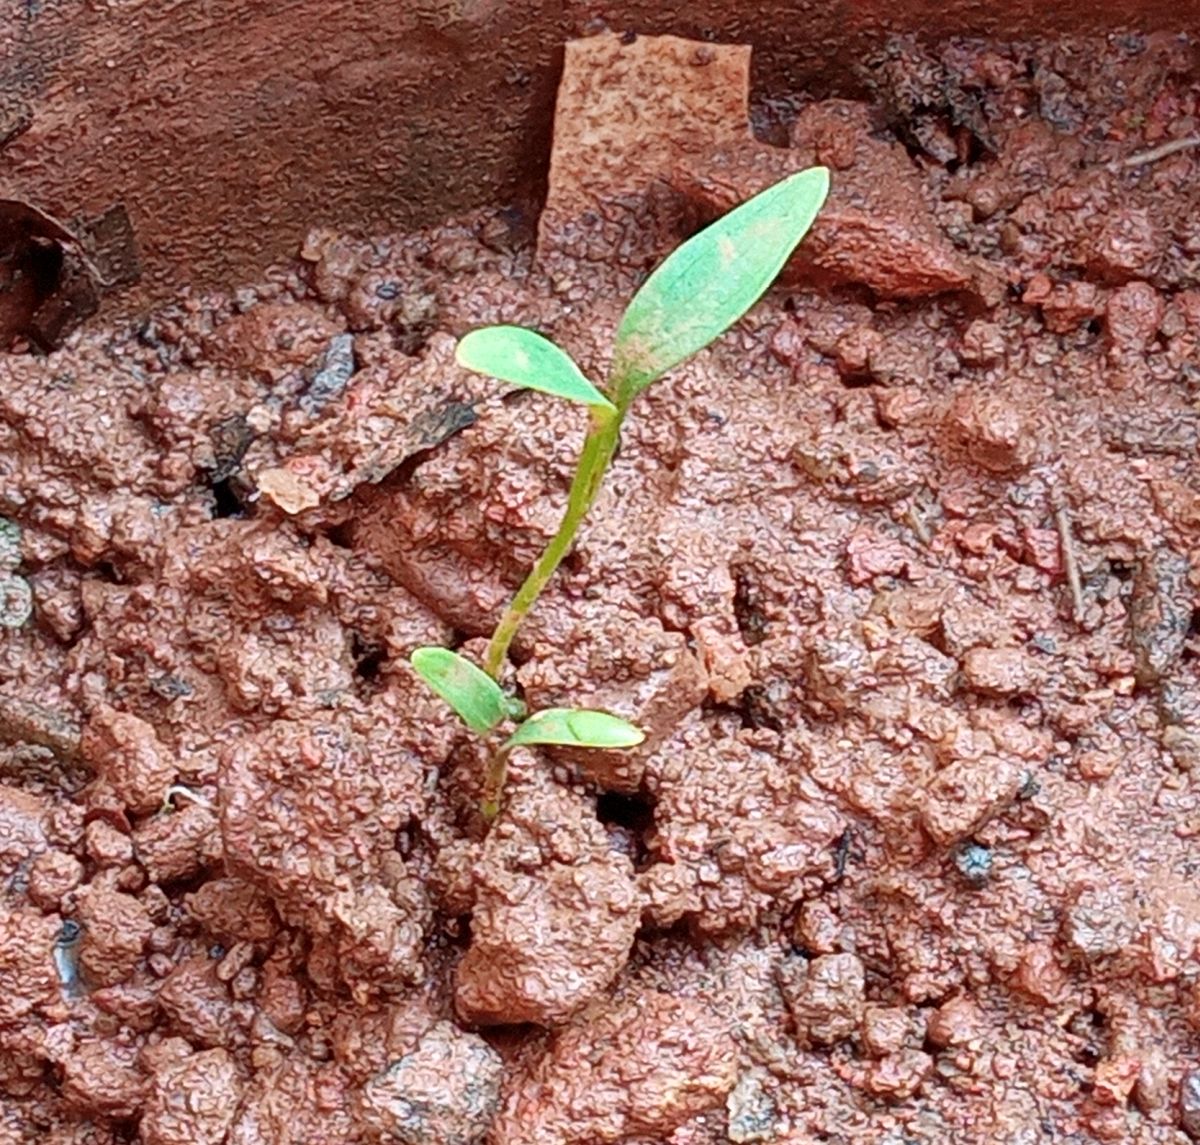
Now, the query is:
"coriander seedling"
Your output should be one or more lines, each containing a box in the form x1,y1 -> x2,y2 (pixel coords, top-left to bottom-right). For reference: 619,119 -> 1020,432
412,166 -> 830,817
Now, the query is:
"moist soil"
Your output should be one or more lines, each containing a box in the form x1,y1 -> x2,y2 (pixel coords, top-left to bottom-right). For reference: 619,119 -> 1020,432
2,28 -> 1200,1145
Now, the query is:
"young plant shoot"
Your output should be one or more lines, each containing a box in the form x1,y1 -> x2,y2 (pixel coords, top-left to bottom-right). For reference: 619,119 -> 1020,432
412,166 -> 830,816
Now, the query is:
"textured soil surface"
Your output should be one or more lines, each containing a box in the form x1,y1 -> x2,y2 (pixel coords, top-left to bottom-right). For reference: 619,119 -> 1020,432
3,28 -> 1200,1145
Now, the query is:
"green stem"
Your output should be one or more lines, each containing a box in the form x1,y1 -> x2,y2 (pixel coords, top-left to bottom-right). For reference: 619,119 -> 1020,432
483,403 -> 624,678
481,745 -> 512,821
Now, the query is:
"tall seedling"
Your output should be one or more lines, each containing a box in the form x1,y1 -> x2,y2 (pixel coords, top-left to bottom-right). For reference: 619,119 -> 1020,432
412,167 -> 830,816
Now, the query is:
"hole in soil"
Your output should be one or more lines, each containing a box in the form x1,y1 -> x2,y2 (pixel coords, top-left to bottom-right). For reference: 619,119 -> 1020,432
325,520 -> 355,549
1185,609 -> 1200,660
94,559 -> 123,584
597,790 -> 655,870
596,790 -> 655,832
740,686 -> 783,731
351,632 -> 386,685
732,566 -> 768,646
210,477 -> 245,519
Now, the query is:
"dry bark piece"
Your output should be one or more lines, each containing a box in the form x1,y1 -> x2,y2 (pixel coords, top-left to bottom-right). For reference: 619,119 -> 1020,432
0,198 -> 105,350
539,33 -> 751,265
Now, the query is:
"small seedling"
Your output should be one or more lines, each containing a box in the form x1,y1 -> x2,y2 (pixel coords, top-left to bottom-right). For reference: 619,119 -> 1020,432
412,166 -> 830,817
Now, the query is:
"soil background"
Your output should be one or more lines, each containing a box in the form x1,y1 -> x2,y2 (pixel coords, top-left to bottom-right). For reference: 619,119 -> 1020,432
3,0 -> 1200,304
2,23 -> 1200,1145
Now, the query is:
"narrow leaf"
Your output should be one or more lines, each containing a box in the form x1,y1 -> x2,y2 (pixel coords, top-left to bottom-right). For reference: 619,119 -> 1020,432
505,708 -> 645,751
612,166 -> 830,399
456,326 -> 615,410
410,647 -> 509,734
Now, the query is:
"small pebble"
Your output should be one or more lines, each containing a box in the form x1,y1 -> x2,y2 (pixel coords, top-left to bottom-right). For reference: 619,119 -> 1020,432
954,842 -> 992,886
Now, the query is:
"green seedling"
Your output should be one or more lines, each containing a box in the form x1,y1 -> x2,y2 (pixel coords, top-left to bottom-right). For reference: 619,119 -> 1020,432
412,166 -> 830,817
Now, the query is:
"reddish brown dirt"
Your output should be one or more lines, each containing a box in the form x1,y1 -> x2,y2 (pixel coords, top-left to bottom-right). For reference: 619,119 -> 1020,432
2,28 -> 1200,1145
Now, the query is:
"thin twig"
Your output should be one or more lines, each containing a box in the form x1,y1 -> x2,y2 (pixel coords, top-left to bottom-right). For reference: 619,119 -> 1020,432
1119,136 -> 1200,169
905,504 -> 932,546
1054,503 -> 1085,624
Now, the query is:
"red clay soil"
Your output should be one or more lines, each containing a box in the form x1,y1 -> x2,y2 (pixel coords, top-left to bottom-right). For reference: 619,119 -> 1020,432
2,28 -> 1200,1145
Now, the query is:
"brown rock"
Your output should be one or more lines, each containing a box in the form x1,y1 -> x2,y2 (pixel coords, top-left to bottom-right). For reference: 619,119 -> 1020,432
677,101 -> 976,299
959,320 -> 1006,366
862,1049 -> 934,1100
142,1048 -> 241,1145
1034,279 -> 1105,334
76,885 -> 153,988
920,755 -> 1024,846
517,613 -> 708,792
81,706 -> 177,816
960,646 -> 1045,697
184,878 -> 280,945
780,953 -> 865,1046
643,721 -> 844,934
1063,883 -> 1139,960
135,803 -> 221,884
926,995 -> 983,1048
201,301 -> 343,380
0,908 -> 62,1028
219,710 -> 429,995
60,1038 -> 147,1120
1093,1055 -> 1141,1107
158,956 -> 239,1048
1106,281 -> 1164,355
0,784 -> 47,881
357,1021 -> 503,1145
489,992 -> 737,1145
27,849 -> 84,911
455,851 -> 639,1027
860,1005 -> 920,1058
84,818 -> 133,867
944,392 -> 1033,474
1084,206 -> 1165,283
227,1055 -> 357,1142
1011,941 -> 1070,1006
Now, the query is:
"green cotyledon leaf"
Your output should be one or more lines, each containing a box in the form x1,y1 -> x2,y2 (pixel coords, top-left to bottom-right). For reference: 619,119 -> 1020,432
611,165 -> 830,401
410,647 -> 513,734
504,708 -> 645,751
456,326 -> 615,410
